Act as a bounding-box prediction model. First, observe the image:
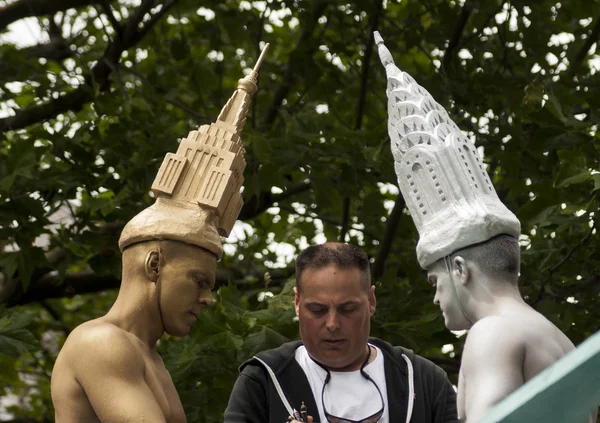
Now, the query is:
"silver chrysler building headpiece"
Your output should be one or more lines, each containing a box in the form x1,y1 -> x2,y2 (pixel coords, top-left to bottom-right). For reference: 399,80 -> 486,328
374,31 -> 520,268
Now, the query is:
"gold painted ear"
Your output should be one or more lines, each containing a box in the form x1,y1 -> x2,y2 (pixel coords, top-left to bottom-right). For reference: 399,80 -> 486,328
145,250 -> 160,282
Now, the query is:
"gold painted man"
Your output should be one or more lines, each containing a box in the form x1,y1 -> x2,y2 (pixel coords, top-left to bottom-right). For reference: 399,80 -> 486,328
51,45 -> 269,423
375,32 -> 597,423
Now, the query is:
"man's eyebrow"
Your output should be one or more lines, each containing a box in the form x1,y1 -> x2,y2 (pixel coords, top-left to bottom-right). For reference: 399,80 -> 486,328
304,301 -> 327,307
190,271 -> 216,288
338,301 -> 361,307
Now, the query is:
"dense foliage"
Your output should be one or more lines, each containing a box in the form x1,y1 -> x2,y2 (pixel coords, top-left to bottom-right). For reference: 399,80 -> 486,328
0,0 -> 598,421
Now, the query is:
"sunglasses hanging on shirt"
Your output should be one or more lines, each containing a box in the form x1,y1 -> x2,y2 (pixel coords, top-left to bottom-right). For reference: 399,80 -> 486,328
313,347 -> 385,423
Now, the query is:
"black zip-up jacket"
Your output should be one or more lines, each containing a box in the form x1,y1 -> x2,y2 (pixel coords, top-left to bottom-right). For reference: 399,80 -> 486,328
224,338 -> 458,423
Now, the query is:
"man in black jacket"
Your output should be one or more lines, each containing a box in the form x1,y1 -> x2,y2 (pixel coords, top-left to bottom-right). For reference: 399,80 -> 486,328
224,243 -> 458,423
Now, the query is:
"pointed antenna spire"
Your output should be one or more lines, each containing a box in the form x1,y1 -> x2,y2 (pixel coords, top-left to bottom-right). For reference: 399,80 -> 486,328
374,31 -> 395,68
245,42 -> 270,87
217,43 -> 270,134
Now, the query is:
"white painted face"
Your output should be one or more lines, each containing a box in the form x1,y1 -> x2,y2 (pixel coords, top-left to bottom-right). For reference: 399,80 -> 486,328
427,259 -> 471,331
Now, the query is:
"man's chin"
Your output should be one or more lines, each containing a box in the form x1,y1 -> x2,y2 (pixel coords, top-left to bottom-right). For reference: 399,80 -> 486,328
165,325 -> 191,338
444,318 -> 469,332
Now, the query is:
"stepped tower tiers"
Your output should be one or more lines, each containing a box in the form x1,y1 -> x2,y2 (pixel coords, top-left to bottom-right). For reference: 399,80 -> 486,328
119,44 -> 270,259
374,32 -> 520,268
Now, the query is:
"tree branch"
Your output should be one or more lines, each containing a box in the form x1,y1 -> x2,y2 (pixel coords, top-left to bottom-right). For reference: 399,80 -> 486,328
338,196 -> 350,241
98,0 -> 121,37
21,38 -> 74,61
0,0 -> 180,132
532,219 -> 598,306
568,16 -> 600,76
130,0 -> 180,45
339,2 -> 384,243
262,0 -> 329,126
554,275 -> 600,298
0,85 -> 91,132
459,0 -> 506,47
354,0 -> 384,131
278,204 -> 378,241
372,193 -> 406,281
0,0 -> 109,32
238,181 -> 311,220
442,2 -> 472,73
7,263 -> 294,306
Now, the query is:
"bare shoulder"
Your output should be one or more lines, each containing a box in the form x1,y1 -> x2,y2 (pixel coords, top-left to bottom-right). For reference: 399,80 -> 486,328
466,316 -> 523,343
58,320 -> 143,375
463,316 -> 524,362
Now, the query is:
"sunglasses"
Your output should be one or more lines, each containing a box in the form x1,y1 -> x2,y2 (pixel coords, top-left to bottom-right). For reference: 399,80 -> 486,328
317,347 -> 385,423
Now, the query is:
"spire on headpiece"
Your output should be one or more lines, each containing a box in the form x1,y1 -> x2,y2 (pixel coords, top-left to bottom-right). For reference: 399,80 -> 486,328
374,32 -> 520,268
216,43 -> 269,135
118,44 -> 270,259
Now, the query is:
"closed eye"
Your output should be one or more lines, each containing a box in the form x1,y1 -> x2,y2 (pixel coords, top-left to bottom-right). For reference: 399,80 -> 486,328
195,278 -> 210,289
307,307 -> 327,316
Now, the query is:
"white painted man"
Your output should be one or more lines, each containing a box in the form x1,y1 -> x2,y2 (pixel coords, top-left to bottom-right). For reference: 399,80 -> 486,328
374,32 -> 596,423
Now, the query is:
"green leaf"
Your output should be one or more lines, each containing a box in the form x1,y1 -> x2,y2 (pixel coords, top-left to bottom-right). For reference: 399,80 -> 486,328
592,173 -> 600,191
553,149 -> 590,188
244,326 -> 289,357
0,307 -> 39,357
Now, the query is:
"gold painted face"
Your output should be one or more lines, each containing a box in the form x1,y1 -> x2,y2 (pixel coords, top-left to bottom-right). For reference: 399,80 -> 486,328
157,242 -> 217,337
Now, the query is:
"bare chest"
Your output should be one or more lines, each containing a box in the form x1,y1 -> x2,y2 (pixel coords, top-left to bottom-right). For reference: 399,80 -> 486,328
144,355 -> 187,423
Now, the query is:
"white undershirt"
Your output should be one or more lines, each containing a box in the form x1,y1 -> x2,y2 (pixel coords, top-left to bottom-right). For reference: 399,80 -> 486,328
295,344 -> 389,423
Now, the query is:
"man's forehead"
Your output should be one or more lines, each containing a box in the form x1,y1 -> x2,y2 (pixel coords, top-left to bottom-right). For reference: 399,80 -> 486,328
168,241 -> 217,263
301,264 -> 365,282
302,297 -> 363,306
426,259 -> 446,275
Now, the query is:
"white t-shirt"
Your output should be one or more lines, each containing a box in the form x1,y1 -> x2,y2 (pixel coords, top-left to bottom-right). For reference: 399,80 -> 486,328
295,344 -> 389,423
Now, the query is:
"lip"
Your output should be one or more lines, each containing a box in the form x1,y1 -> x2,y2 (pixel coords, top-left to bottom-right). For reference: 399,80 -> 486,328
189,311 -> 199,320
322,339 -> 346,347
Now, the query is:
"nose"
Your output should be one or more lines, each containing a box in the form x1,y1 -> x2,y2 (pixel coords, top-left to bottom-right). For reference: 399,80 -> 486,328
198,293 -> 214,308
325,310 -> 340,332
433,289 -> 440,306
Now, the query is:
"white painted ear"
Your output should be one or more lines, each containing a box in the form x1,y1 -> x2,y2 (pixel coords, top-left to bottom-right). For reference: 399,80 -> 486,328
453,256 -> 470,286
145,250 -> 160,282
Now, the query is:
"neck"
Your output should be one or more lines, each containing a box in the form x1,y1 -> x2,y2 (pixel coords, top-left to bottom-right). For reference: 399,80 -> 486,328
469,280 -> 527,322
104,278 -> 164,348
323,344 -> 373,372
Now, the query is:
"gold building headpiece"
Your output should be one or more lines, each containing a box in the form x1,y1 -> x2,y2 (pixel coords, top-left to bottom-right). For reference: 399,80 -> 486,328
119,44 -> 270,259
374,32 -> 520,268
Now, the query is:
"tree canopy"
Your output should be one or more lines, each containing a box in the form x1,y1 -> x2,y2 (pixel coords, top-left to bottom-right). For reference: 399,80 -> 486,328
0,0 -> 598,421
